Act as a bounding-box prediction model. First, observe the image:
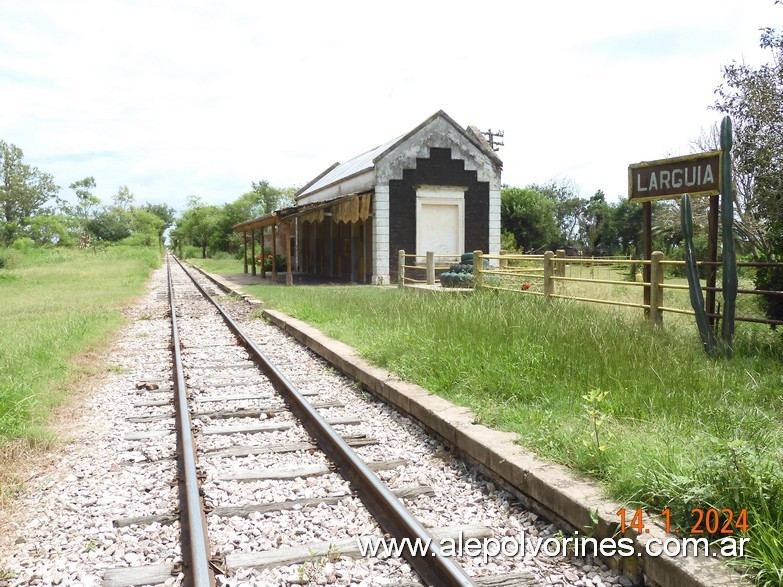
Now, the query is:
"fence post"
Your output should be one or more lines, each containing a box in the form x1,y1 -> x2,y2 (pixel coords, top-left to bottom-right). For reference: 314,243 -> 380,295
499,249 -> 507,270
473,250 -> 484,289
426,251 -> 435,285
544,251 -> 555,299
555,249 -> 567,277
649,251 -> 664,327
398,250 -> 405,289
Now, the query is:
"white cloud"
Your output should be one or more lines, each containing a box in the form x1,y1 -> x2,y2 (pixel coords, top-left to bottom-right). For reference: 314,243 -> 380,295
0,0 -> 779,211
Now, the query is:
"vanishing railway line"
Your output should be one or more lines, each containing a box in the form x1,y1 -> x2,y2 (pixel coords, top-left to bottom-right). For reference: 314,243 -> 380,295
97,257 -> 620,587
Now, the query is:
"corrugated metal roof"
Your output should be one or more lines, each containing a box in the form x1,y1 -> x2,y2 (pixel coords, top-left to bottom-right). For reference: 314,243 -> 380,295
296,134 -> 402,200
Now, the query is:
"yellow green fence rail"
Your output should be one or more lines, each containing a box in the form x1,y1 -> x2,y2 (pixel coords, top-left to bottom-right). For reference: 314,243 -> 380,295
397,251 -> 459,287
472,250 -> 783,328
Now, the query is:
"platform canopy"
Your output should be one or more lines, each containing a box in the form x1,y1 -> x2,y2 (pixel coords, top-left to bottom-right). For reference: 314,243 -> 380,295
232,212 -> 279,233
232,192 -> 371,234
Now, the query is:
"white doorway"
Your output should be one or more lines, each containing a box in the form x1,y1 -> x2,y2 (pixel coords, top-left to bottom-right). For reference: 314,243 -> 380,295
416,185 -> 466,259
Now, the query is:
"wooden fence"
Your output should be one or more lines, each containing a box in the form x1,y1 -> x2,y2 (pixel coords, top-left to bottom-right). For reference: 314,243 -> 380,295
397,251 -> 459,287
473,250 -> 783,328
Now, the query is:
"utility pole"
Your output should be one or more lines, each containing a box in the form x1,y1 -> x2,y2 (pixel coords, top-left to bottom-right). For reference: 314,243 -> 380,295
481,129 -> 505,151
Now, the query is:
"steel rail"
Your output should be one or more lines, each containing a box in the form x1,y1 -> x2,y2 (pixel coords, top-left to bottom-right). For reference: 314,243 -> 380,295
167,257 -> 215,587
173,256 -> 476,587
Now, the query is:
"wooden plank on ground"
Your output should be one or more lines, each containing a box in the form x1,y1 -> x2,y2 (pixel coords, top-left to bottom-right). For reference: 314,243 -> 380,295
194,400 -> 343,420
114,485 -> 435,527
194,389 -> 318,402
390,572 -> 537,587
101,563 -> 174,587
134,389 -> 173,395
224,525 -> 492,571
126,413 -> 173,423
474,572 -> 538,586
219,459 -> 406,482
322,416 -> 361,426
124,429 -> 172,440
189,380 -> 270,389
203,435 -> 377,458
211,485 -> 435,518
195,393 -> 273,403
113,513 -> 178,528
202,416 -> 360,436
202,421 -> 294,435
220,463 -> 331,481
189,363 -> 257,370
131,399 -> 171,407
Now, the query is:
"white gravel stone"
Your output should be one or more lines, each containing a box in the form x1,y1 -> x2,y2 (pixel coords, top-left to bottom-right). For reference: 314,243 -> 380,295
0,263 -> 628,587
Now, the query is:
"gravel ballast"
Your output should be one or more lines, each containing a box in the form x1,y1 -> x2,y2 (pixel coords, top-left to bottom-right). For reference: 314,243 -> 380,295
0,263 -> 629,587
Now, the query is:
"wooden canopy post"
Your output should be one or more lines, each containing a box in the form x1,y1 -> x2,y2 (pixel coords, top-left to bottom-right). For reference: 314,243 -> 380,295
260,227 -> 266,279
250,228 -> 256,276
271,224 -> 278,282
285,220 -> 293,286
243,231 -> 248,274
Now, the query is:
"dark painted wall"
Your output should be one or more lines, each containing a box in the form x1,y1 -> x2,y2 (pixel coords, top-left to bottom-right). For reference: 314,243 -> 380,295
388,147 -> 489,280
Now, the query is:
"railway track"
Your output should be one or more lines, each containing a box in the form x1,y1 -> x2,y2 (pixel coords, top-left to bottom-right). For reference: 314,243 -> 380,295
92,257 -> 621,587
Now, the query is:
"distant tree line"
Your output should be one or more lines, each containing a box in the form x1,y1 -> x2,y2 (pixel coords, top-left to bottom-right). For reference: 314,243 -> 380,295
170,181 -> 295,259
0,140 -> 175,250
501,183 -> 643,256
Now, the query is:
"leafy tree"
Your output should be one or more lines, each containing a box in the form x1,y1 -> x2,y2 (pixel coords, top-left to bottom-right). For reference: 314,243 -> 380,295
500,187 -> 559,251
85,208 -> 132,243
113,185 -> 134,210
25,215 -> 78,246
714,22 -> 782,255
249,180 -> 294,216
128,209 -> 164,246
218,180 -> 296,253
532,179 -> 587,246
582,190 -> 611,254
142,203 -> 175,230
141,203 -> 176,247
177,195 -> 225,258
605,198 -> 644,256
713,7 -> 782,322
69,177 -> 99,221
1,141 -> 59,244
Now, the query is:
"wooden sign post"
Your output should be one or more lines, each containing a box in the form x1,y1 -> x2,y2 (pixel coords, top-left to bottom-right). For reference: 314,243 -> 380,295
628,151 -> 722,319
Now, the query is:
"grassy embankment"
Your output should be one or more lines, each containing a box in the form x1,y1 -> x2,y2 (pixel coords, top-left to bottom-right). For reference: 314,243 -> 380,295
192,256 -> 782,585
0,246 -> 161,493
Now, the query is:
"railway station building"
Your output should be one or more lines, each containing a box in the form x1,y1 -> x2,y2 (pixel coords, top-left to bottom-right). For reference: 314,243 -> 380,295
233,110 -> 502,284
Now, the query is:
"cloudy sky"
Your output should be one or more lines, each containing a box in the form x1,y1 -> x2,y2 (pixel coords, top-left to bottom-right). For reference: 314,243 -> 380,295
1,0 -> 779,213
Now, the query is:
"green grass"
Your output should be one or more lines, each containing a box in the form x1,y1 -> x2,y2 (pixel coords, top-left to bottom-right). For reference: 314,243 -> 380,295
188,257 -> 246,274
244,284 -> 783,584
0,245 -> 161,440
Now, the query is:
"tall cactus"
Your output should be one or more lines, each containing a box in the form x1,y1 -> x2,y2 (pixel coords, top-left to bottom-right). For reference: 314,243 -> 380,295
681,115 -> 737,359
720,116 -> 737,358
681,194 -> 719,358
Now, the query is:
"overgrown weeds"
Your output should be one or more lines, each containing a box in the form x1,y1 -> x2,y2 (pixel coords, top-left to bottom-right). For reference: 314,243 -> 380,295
0,246 -> 161,441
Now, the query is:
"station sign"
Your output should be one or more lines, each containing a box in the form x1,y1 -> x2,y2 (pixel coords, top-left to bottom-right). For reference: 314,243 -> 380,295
628,150 -> 721,202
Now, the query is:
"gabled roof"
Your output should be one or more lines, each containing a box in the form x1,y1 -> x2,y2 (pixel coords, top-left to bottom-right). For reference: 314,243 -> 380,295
296,110 -> 502,201
295,135 -> 400,200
